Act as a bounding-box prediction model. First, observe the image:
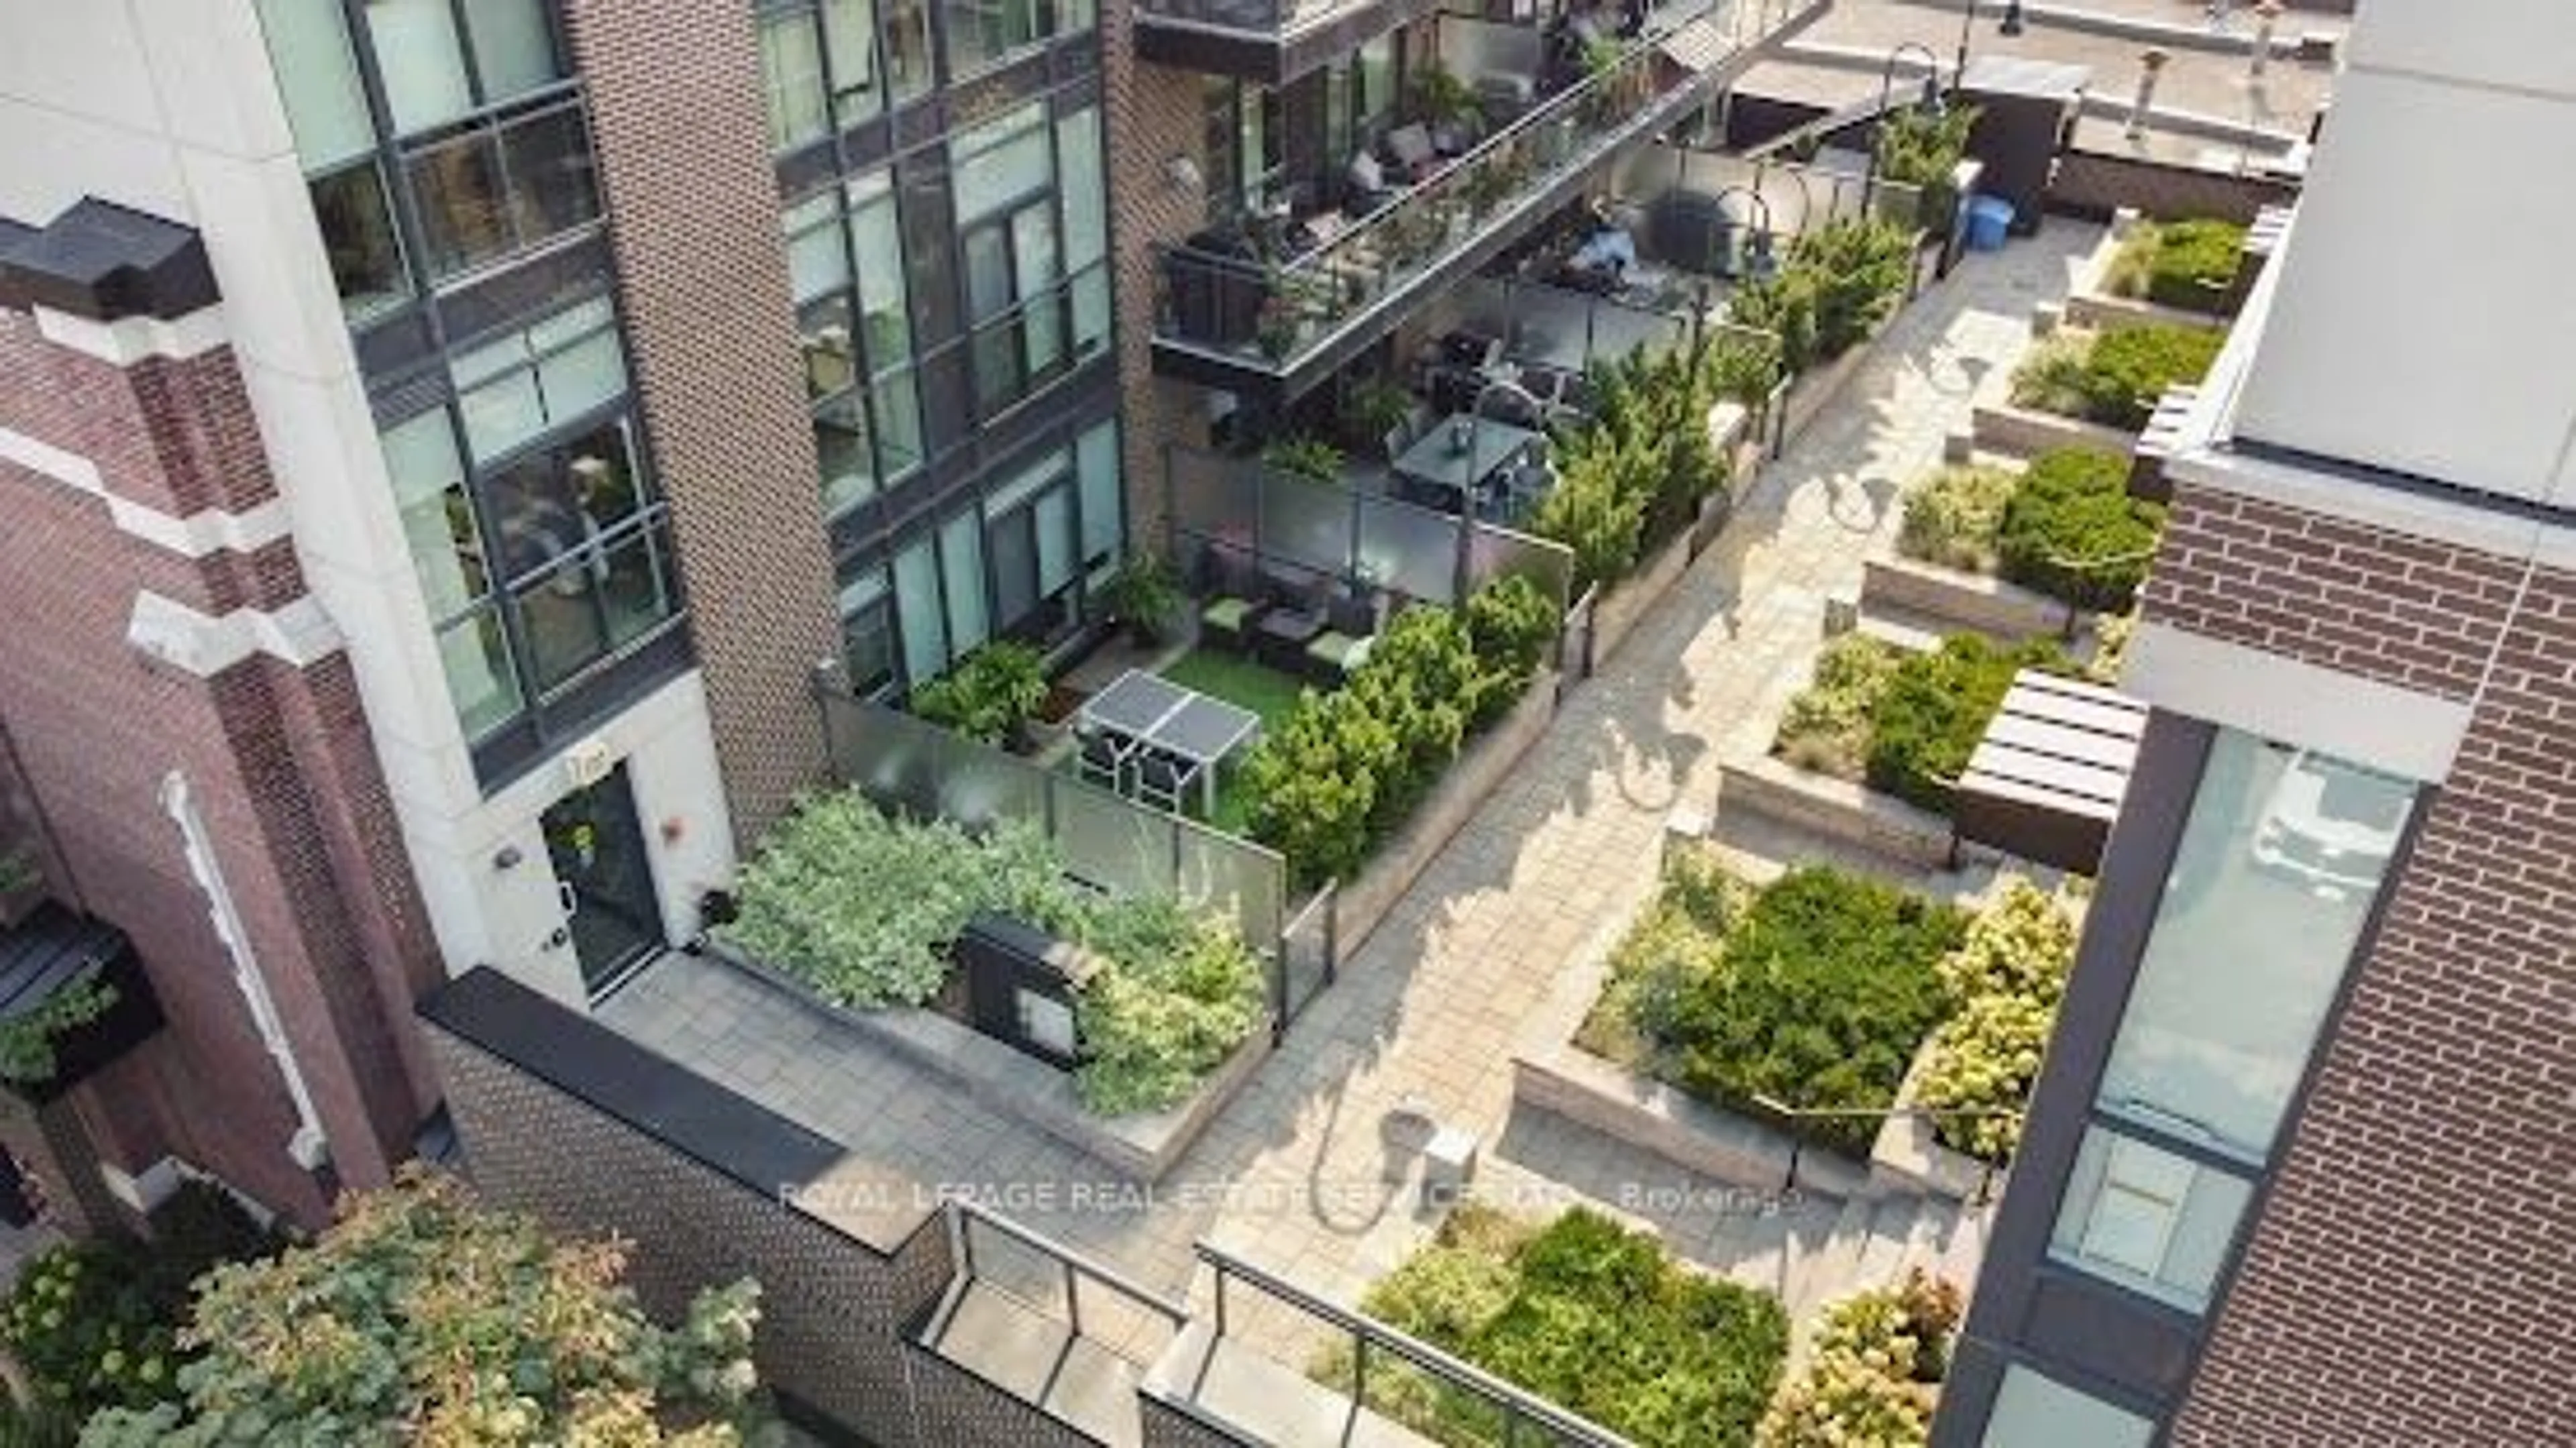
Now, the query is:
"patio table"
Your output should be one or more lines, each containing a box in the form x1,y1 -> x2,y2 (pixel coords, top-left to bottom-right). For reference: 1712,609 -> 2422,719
1391,414 -> 1543,518
1075,669 -> 1264,816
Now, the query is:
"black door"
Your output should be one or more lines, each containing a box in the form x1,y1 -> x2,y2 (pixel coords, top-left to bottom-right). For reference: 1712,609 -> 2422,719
541,763 -> 661,998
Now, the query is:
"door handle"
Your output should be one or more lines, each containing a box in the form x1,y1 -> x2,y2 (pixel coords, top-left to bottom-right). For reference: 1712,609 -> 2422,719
557,881 -> 579,917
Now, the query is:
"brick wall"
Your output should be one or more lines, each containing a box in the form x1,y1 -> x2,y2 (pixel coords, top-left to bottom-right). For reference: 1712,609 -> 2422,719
0,309 -> 441,1227
1098,27 -> 1214,550
2146,481 -> 2576,1445
2049,148 -> 2300,226
562,0 -> 842,840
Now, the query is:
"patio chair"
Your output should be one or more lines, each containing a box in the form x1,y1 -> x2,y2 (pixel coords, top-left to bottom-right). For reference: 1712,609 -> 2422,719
1382,422 -> 1412,461
1382,123 -> 1438,184
1302,589 -> 1381,683
1133,749 -> 1204,817
1197,549 -> 1269,653
1254,573 -> 1333,671
1074,724 -> 1134,793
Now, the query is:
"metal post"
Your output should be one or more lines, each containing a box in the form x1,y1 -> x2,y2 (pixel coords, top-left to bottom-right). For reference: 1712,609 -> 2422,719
2250,0 -> 2282,78
1065,1260 -> 1084,1337
1213,1264 -> 1230,1337
2127,48 -> 2171,142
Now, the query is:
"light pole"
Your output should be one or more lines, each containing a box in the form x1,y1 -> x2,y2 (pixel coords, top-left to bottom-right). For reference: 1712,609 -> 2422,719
1865,42 -> 1944,214
1707,183 -> 1776,286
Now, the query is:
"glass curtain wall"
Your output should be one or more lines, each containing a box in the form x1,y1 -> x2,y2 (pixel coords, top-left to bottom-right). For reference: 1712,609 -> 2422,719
786,167 -> 926,514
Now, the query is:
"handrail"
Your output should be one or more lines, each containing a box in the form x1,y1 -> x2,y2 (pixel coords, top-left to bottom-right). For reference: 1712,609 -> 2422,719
949,1195 -> 1189,1330
1195,1240 -> 1639,1447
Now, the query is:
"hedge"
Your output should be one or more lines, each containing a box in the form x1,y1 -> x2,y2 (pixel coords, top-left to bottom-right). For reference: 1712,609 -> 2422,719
1994,447 -> 2165,611
1328,1205 -> 1790,1448
1756,1270 -> 1962,1447
2010,323 -> 2223,431
1866,634 -> 2071,814
2106,218 -> 2245,315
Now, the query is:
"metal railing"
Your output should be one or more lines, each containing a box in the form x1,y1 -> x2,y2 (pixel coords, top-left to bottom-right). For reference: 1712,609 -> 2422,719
1135,0 -> 1368,34
1196,1241 -> 1638,1448
941,1196 -> 1189,1384
1155,0 -> 1806,373
1751,1093 -> 2019,1205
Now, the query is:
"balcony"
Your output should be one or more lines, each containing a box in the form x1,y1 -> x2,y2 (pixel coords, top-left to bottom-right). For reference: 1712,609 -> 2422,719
1134,0 -> 1446,85
1150,0 -> 1823,405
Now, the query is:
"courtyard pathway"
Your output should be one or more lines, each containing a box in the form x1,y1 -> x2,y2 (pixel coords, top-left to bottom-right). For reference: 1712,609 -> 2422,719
604,221 -> 2097,1350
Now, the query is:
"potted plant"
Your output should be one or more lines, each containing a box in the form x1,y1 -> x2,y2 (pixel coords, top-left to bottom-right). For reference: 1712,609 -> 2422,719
1411,62 -> 1484,140
911,641 -> 1051,750
1097,552 -> 1183,646
1339,375 -> 1416,452
1260,434 -> 1346,483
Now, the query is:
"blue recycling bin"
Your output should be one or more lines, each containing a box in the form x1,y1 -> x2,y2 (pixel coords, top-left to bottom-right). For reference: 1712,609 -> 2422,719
1966,196 -> 2016,252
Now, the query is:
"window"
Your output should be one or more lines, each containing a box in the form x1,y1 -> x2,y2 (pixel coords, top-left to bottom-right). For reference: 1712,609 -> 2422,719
362,0 -> 562,135
308,162 -> 409,321
1076,419 -> 1121,568
821,0 -> 880,125
759,10 -> 829,152
513,518 -> 679,691
839,569 -> 896,696
451,296 -> 628,461
783,172 -> 921,510
382,410 -> 521,740
893,537 -> 945,683
1982,1366 -> 2155,1448
480,420 -> 648,580
938,510 -> 989,659
257,0 -> 374,168
2098,732 -> 2416,1160
883,0 -> 932,103
950,103 -> 1105,419
2049,1128 -> 2252,1313
405,103 -> 600,282
943,0 -> 1091,78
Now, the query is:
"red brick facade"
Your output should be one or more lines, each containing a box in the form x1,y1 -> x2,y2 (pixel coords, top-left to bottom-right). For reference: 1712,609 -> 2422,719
0,308 -> 441,1228
2147,481 -> 2576,1445
1099,36 -> 1216,546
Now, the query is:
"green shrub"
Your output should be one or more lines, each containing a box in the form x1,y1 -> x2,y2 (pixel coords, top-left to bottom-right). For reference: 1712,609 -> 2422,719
1532,337 -> 1747,594
1727,268 -> 1819,376
2143,219 -> 2244,313
0,1184 -> 282,1424
1772,633 -> 1904,781
0,974 -> 117,1086
1259,433 -> 1344,482
1757,1270 -> 1962,1447
1526,442 -> 1649,596
722,795 -> 1264,1113
1866,634 -> 2068,814
1338,1205 -> 1790,1448
2005,329 -> 2093,420
2074,323 -> 2223,431
1915,877 -> 2076,1160
1995,447 -> 2165,611
2086,603 -> 2138,684
1794,219 -> 1917,360
1244,579 -> 1554,882
1662,867 -> 1970,1155
1580,847 -> 1754,1064
1896,465 -> 2019,574
1874,105 -> 1979,230
910,641 -> 1048,745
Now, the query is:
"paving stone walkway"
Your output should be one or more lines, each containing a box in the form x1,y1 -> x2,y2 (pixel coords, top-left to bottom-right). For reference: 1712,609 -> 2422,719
603,223 -> 2098,1351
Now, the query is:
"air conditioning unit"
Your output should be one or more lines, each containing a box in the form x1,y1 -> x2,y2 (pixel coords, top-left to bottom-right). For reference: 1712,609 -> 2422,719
561,736 -> 616,790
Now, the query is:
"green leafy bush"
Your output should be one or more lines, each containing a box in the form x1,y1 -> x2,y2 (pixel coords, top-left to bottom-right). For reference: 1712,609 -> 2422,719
2106,218 -> 2245,314
1662,867 -> 1969,1154
1914,877 -> 2076,1160
910,641 -> 1048,745
1531,335 -> 1757,594
1995,447 -> 2165,611
1874,105 -> 1979,230
0,974 -> 117,1085
722,796 -> 1265,1113
1259,433 -> 1344,482
1526,442 -> 1648,596
0,1183 -> 282,1423
2075,324 -> 2223,430
1757,1270 -> 1962,1447
1726,270 -> 1819,376
1330,1205 -> 1789,1448
1728,219 -> 1913,374
1866,634 -> 2068,814
1096,552 -> 1184,642
1578,847 -> 1755,1064
82,1168 -> 763,1447
1896,465 -> 2019,575
1243,579 -> 1553,882
1771,633 -> 1904,781
2004,329 -> 2092,420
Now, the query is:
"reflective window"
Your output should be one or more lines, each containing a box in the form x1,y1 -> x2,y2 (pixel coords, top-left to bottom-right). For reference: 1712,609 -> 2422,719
362,0 -> 562,135
2100,733 -> 2416,1159
782,170 -> 922,509
944,0 -> 1092,79
949,103 -> 1105,419
893,537 -> 945,683
1076,419 -> 1121,567
382,411 -> 486,616
451,296 -> 627,461
1982,1366 -> 2155,1448
405,103 -> 600,282
514,518 -> 680,691
257,0 -> 374,168
821,0 -> 881,125
462,0 -> 559,103
883,0 -> 931,103
437,606 -> 523,740
308,161 -> 409,321
2049,1127 -> 2253,1313
839,568 -> 896,696
480,420 -> 647,581
759,9 -> 829,152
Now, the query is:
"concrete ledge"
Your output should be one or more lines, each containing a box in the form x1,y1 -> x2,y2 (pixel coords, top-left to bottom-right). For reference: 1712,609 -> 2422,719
1334,671 -> 1559,958
1511,1040 -> 1869,1201
1868,1036 -> 1998,1203
1592,525 -> 1693,669
1863,556 -> 2074,642
1972,402 -> 2137,461
708,944 -> 1270,1182
2064,288 -> 2229,333
1717,753 -> 1955,871
1144,1321 -> 1443,1448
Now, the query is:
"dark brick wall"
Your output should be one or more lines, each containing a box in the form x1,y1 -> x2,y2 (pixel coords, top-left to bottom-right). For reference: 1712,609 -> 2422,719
561,0 -> 842,840
1099,35 -> 1214,548
2049,147 -> 2300,225
0,309 -> 439,1227
2145,482 -> 2576,1445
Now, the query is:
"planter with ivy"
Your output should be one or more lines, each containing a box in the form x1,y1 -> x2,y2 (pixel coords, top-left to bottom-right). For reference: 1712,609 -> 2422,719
1097,552 -> 1185,647
910,641 -> 1050,752
0,907 -> 166,1107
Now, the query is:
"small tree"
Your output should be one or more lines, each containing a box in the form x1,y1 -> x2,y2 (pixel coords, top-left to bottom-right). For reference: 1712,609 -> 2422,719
80,1168 -> 765,1447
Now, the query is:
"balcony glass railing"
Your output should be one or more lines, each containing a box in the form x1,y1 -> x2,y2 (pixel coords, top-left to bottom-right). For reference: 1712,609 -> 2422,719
1135,0 -> 1366,36
1153,0 -> 1805,374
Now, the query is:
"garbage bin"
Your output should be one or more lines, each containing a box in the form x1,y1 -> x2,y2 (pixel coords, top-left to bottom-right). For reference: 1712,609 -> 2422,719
1966,196 -> 2016,252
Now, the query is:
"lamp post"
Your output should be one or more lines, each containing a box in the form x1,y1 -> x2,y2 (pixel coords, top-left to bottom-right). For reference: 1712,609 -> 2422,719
1707,183 -> 1776,287
1956,0 -> 2028,93
1865,42 -> 1944,215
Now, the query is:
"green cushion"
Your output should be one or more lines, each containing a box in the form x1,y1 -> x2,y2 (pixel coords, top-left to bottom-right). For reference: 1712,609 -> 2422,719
1202,598 -> 1252,630
1306,630 -> 1368,671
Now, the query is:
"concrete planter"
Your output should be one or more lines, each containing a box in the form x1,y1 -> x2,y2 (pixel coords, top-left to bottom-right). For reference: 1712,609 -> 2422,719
2064,288 -> 2227,335
1510,1040 -> 1869,1201
707,942 -> 1269,1182
1862,556 -> 2078,643
1333,672 -> 1559,957
1591,524 -> 1693,669
1971,402 -> 2138,461
1716,753 -> 1955,871
1868,1035 -> 2000,1203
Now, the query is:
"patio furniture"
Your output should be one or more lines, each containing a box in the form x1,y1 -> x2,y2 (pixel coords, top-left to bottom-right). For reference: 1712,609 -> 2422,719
1254,598 -> 1328,671
1076,669 -> 1265,816
1301,590 -> 1381,683
1074,724 -> 1135,793
1391,414 -> 1545,518
1197,549 -> 1269,652
1383,123 -> 1439,184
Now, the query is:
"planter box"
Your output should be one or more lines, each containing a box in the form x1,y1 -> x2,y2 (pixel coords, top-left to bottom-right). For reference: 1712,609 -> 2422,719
1332,671 -> 1559,958
2064,289 -> 2226,335
1716,754 -> 1955,871
1590,525 -> 1693,670
708,942 -> 1268,1182
1862,556 -> 2076,643
1971,402 -> 2138,461
1778,327 -> 1882,452
1867,1035 -> 2000,1203
1510,1040 -> 1870,1201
